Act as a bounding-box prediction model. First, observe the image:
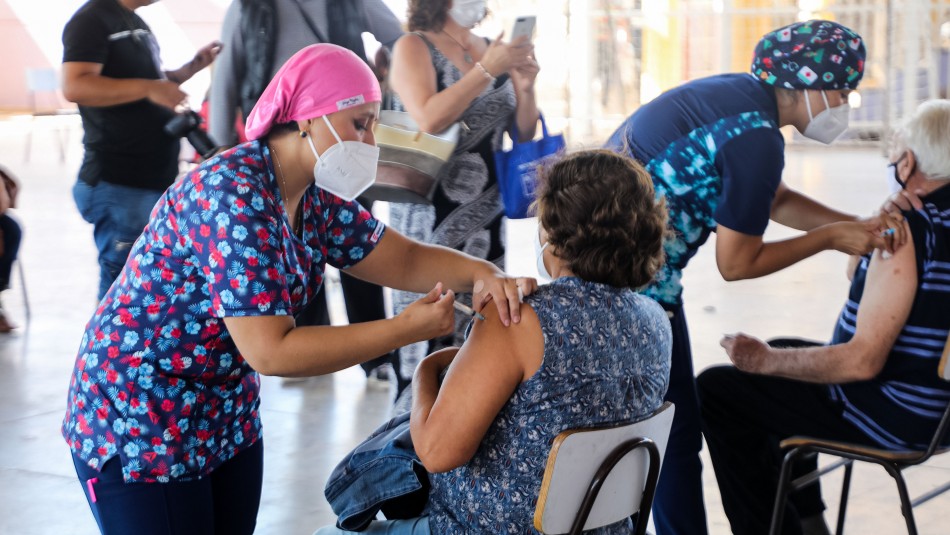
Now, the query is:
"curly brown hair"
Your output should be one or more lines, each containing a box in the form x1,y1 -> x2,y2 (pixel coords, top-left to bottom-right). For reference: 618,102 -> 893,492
407,0 -> 450,32
533,149 -> 669,289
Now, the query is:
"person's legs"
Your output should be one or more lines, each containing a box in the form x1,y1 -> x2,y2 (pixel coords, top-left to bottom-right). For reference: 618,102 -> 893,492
73,442 -> 264,535
697,365 -> 874,535
313,517 -> 430,535
0,214 -> 22,332
73,180 -> 164,299
210,439 -> 264,535
651,304 -> 708,535
72,455 -> 215,535
0,214 -> 22,290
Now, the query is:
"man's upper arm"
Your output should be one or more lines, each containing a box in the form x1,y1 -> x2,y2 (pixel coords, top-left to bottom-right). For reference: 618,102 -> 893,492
848,221 -> 918,375
713,127 -> 785,236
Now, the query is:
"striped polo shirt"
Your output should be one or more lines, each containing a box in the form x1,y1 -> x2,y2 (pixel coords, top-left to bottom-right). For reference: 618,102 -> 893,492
828,184 -> 950,450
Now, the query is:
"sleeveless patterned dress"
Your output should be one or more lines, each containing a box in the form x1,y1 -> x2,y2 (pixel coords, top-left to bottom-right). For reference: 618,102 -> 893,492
390,33 -> 517,409
426,277 -> 673,533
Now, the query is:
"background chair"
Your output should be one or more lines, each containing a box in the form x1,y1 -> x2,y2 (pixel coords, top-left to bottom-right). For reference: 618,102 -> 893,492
23,68 -> 77,163
534,401 -> 675,535
769,334 -> 950,535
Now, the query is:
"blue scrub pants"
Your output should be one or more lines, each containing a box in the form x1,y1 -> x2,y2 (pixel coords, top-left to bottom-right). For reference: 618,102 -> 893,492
652,304 -> 709,535
72,439 -> 264,535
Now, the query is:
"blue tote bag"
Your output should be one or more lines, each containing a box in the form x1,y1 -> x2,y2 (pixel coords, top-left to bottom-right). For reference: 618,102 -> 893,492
494,114 -> 565,219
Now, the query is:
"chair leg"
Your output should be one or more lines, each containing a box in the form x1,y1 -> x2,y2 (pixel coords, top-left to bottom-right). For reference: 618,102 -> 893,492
770,449 -> 800,535
834,460 -> 853,535
16,260 -> 30,324
882,464 -> 918,535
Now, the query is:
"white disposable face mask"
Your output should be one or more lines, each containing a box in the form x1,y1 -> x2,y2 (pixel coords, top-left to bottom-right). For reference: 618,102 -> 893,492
533,224 -> 551,281
448,0 -> 486,28
306,115 -> 380,201
802,90 -> 851,144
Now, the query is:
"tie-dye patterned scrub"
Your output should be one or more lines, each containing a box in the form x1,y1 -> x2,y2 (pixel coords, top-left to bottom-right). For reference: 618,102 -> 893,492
607,73 -> 785,306
62,140 -> 386,482
606,72 -> 785,535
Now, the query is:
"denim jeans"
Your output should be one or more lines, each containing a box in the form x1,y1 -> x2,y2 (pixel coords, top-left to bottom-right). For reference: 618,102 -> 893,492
73,180 -> 164,299
312,517 -> 430,535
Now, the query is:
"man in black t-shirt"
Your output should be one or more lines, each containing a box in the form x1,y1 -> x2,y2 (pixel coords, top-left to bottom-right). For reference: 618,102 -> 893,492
62,0 -> 221,299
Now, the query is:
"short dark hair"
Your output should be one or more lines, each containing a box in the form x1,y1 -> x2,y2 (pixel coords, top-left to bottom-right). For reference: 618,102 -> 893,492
407,0 -> 450,32
534,149 -> 669,289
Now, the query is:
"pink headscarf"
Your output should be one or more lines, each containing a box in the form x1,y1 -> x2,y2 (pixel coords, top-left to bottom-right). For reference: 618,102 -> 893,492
244,44 -> 382,140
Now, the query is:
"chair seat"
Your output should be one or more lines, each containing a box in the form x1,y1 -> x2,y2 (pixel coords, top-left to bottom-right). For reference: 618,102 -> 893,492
780,436 -> 950,464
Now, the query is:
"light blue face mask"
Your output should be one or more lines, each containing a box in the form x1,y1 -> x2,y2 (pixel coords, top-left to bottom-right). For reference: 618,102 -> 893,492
533,224 -> 551,281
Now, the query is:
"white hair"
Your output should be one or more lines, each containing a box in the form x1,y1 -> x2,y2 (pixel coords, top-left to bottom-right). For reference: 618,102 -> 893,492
895,100 -> 950,180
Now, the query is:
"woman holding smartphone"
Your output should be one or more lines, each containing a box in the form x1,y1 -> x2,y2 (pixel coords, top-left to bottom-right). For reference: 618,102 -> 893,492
388,0 -> 541,410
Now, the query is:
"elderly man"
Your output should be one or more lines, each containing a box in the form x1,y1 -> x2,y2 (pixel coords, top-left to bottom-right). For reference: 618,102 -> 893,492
698,99 -> 950,535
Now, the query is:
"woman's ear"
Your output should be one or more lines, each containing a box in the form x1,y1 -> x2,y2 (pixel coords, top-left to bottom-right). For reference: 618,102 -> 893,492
295,119 -> 313,136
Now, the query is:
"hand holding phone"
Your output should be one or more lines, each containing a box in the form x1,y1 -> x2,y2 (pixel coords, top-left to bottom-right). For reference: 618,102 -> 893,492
510,16 -> 536,44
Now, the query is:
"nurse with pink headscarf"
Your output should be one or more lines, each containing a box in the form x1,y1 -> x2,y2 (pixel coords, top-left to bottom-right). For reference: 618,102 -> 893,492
62,44 -> 536,535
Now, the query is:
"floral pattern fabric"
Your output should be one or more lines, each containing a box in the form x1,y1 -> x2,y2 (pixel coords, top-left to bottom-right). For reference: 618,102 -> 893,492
426,277 -> 673,534
62,140 -> 385,482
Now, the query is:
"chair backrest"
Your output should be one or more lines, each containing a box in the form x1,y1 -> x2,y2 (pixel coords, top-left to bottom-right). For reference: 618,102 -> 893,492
534,402 -> 675,534
937,331 -> 950,381
25,68 -> 67,114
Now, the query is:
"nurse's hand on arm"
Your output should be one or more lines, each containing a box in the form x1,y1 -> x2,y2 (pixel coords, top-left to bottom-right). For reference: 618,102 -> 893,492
717,194 -> 905,281
410,302 -> 543,472
346,228 -> 537,326
881,188 -> 925,215
224,282 -> 456,377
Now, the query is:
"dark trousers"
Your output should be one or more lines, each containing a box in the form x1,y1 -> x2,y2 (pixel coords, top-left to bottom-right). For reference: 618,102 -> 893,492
651,304 -> 709,535
697,363 -> 875,535
72,440 -> 264,535
0,214 -> 22,290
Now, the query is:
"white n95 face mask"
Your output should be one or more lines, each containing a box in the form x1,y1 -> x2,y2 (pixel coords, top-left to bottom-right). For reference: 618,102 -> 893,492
449,0 -> 487,28
802,90 -> 850,144
533,224 -> 552,281
306,115 -> 380,201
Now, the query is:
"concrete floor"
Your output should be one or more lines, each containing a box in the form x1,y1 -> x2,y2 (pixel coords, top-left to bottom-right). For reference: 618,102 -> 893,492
1,115 -> 949,534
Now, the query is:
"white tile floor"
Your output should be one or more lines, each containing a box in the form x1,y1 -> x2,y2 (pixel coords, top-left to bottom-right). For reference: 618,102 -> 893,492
1,115 -> 949,534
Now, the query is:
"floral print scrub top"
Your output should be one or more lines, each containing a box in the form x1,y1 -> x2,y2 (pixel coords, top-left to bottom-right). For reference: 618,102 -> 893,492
62,140 -> 386,483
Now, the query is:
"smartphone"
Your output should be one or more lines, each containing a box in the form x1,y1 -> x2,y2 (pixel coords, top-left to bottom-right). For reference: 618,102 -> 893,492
510,15 -> 536,43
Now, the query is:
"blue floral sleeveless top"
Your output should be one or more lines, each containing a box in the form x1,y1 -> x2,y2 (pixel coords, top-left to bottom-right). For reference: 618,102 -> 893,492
426,277 -> 672,534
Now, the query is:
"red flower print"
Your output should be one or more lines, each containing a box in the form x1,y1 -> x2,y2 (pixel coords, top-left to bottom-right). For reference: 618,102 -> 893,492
108,346 -> 119,358
161,399 -> 175,412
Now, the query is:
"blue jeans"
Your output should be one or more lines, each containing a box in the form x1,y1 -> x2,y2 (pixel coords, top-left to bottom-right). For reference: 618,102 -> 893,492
72,440 -> 263,535
313,517 -> 430,535
652,304 -> 709,535
73,180 -> 164,299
